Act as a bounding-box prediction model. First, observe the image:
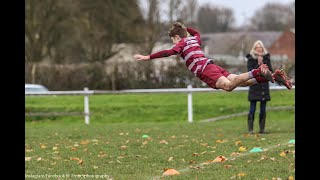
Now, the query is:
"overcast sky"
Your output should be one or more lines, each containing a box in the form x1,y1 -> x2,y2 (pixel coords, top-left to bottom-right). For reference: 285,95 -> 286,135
198,0 -> 294,26
139,0 -> 294,27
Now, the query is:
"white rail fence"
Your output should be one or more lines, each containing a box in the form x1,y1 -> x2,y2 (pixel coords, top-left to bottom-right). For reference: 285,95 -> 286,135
25,85 -> 294,124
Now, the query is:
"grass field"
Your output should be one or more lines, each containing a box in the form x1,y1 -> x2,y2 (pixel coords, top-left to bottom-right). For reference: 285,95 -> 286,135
25,90 -> 295,180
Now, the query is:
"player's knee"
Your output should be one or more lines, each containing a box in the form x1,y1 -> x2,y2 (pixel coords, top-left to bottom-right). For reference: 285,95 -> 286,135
224,84 -> 235,92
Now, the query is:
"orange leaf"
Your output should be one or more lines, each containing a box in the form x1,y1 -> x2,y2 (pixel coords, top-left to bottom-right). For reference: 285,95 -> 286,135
212,155 -> 228,162
162,169 -> 180,176
235,141 -> 242,146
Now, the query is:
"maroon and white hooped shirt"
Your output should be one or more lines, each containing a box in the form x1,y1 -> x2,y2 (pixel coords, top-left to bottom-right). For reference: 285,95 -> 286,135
149,28 -> 212,75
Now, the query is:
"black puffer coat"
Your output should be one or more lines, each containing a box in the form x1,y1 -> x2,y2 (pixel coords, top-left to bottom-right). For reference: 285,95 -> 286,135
246,53 -> 273,101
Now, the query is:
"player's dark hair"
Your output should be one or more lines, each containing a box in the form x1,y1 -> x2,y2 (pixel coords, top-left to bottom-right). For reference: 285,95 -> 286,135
168,22 -> 187,38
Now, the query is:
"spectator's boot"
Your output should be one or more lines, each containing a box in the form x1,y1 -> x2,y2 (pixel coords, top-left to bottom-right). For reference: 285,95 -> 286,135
273,69 -> 292,90
259,113 -> 267,134
248,114 -> 254,134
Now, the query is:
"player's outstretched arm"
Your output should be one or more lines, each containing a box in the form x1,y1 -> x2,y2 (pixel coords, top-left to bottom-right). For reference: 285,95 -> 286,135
133,54 -> 150,61
134,49 -> 177,61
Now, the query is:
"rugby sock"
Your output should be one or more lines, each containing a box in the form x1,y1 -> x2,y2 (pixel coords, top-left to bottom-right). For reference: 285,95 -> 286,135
250,68 -> 260,78
255,76 -> 269,83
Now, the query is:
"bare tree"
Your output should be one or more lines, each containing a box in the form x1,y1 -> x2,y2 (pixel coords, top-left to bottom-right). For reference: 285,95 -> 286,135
25,0 -> 69,63
249,2 -> 295,31
138,0 -> 162,54
197,3 -> 235,33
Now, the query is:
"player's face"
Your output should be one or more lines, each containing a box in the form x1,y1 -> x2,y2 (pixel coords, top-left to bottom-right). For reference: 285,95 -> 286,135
171,35 -> 181,44
255,43 -> 263,53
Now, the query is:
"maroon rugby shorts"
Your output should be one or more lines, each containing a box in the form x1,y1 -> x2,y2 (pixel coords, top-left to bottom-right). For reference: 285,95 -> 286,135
197,64 -> 231,89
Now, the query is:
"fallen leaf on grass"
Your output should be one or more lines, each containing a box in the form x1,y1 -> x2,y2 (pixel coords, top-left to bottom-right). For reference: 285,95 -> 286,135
238,146 -> 247,152
237,172 -> 246,178
162,169 -> 180,176
37,157 -> 42,161
25,157 -> 32,161
189,160 -> 196,164
80,140 -> 90,145
159,140 -> 168,144
189,165 -> 201,169
280,151 -> 286,157
224,165 -> 232,168
70,157 -> 80,161
200,151 -> 207,155
52,147 -> 58,150
288,175 -> 294,180
235,141 -> 242,146
120,146 -> 128,150
40,144 -> 46,149
216,139 -> 227,143
212,155 -> 228,162
230,152 -> 241,156
168,157 -> 173,161
70,157 -> 83,165
201,143 -> 208,147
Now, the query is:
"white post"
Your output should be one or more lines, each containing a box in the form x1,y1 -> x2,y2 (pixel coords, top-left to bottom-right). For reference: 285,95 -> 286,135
84,87 -> 90,125
187,85 -> 193,123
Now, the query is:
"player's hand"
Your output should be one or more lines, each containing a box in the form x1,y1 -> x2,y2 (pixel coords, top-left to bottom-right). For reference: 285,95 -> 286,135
133,54 -> 150,61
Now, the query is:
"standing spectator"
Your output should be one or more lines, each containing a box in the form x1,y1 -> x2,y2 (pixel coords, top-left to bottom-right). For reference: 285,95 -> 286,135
246,40 -> 273,134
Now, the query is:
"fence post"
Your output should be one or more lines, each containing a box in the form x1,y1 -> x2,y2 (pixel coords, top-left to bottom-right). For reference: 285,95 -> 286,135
84,87 -> 90,125
187,85 -> 193,123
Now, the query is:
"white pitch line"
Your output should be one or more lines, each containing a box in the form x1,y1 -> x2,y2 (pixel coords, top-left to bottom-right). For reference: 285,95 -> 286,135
199,106 -> 295,123
150,140 -> 294,180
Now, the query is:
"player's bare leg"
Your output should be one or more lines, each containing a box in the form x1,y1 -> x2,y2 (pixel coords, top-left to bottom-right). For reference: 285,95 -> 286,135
215,73 -> 252,91
215,64 -> 273,91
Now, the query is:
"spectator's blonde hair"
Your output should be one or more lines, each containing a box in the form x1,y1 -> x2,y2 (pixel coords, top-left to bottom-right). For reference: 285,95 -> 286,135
250,40 -> 268,57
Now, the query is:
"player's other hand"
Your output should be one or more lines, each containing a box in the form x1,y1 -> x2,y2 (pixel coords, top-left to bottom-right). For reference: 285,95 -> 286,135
133,54 -> 150,61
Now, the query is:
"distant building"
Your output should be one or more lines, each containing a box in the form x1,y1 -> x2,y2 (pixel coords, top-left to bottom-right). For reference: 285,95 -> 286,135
106,30 -> 295,68
268,29 -> 295,63
201,31 -> 282,65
